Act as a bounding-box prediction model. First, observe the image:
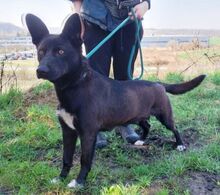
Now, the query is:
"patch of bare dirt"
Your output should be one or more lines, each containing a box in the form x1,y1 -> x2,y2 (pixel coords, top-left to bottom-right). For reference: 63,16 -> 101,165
0,186 -> 15,195
127,127 -> 200,153
185,172 -> 220,195
181,128 -> 201,148
140,182 -> 164,195
141,171 -> 220,195
24,87 -> 57,108
13,87 -> 57,120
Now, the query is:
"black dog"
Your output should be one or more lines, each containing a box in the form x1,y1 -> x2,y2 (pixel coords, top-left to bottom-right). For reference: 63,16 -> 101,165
25,13 -> 206,188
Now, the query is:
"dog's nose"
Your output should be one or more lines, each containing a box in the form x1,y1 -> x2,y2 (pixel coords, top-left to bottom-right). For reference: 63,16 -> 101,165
36,65 -> 49,78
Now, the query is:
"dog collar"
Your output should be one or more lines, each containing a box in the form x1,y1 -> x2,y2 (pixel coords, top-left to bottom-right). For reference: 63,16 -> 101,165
59,70 -> 88,91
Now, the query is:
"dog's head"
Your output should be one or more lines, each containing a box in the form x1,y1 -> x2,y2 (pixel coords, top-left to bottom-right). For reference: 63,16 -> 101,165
25,13 -> 82,82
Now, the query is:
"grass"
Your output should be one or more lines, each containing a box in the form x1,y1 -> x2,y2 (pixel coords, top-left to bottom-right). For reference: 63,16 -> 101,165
0,73 -> 220,194
32,81 -> 53,95
177,47 -> 220,61
209,71 -> 220,85
209,37 -> 220,46
165,73 -> 184,83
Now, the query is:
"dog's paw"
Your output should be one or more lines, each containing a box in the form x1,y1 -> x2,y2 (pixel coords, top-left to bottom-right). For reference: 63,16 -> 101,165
67,179 -> 84,188
176,145 -> 186,152
50,177 -> 61,184
134,140 -> 145,146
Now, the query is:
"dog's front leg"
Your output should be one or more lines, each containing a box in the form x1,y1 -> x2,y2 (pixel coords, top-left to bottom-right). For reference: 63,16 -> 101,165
67,130 -> 97,188
51,118 -> 78,183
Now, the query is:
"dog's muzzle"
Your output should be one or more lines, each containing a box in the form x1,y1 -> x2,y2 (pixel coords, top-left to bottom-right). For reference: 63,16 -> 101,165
36,65 -> 50,79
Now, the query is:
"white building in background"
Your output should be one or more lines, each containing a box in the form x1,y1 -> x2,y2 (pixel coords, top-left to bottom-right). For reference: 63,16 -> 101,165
141,35 -> 210,47
0,35 -> 210,48
0,36 -> 32,46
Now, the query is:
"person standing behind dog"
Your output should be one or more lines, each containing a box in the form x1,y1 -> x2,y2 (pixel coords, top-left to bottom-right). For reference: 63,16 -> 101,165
69,0 -> 150,148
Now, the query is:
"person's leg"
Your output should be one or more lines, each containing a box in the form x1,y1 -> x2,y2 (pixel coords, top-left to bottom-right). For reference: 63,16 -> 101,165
112,22 -> 144,143
115,125 -> 141,144
112,22 -> 143,80
83,20 -> 114,148
83,20 -> 112,76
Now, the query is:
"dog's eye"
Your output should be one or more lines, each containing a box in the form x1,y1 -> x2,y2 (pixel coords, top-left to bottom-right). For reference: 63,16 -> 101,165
58,49 -> 64,55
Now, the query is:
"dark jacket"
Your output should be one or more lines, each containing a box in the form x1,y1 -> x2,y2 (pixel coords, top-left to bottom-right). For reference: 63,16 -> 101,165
70,0 -> 151,31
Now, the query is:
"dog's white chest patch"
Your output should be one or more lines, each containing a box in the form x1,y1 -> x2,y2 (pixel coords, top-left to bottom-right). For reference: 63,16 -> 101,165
56,108 -> 75,130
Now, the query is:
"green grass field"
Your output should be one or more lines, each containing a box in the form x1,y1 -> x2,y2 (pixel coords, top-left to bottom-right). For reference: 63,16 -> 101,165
209,37 -> 220,46
0,73 -> 220,194
177,47 -> 220,62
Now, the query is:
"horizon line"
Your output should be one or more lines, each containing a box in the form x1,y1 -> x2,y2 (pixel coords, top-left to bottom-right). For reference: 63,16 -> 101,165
1,21 -> 220,31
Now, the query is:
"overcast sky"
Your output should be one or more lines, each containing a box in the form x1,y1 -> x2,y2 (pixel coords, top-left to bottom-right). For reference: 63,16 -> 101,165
0,0 -> 219,30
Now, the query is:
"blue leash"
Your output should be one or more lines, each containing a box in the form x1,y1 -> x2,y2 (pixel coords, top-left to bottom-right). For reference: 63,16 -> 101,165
85,17 -> 130,59
127,9 -> 144,80
85,8 -> 144,80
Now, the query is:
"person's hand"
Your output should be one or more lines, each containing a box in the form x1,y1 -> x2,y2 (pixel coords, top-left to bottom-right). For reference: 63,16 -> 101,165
129,1 -> 149,20
73,1 -> 82,14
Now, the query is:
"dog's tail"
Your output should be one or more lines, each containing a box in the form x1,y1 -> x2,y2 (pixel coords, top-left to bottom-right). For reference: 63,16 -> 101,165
160,75 -> 206,95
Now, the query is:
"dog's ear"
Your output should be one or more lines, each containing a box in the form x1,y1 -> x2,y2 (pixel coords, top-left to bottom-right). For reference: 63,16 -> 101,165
25,14 -> 49,46
61,13 -> 82,47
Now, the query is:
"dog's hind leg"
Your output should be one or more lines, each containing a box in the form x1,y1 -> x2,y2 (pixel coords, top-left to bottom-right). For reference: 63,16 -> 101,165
139,120 -> 151,140
51,118 -> 78,184
132,119 -> 150,146
156,114 -> 185,151
156,101 -> 186,151
68,128 -> 97,188
133,120 -> 150,146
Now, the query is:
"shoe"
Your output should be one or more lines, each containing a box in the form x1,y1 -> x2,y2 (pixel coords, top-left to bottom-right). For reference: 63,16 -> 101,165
95,132 -> 108,149
116,125 -> 140,144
